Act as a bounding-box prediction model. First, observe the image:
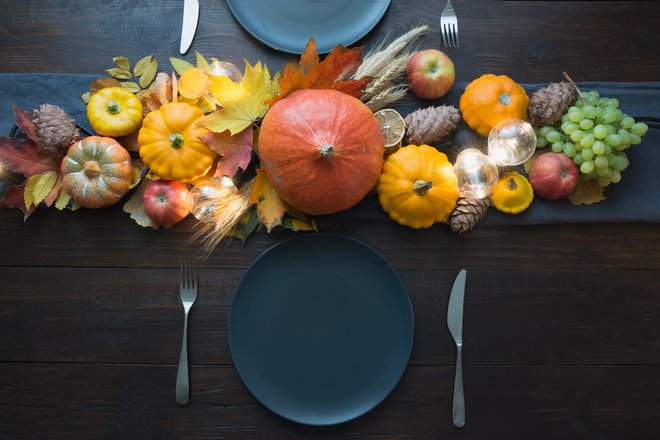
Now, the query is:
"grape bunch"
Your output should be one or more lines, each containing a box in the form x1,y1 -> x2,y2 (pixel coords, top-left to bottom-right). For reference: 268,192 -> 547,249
535,91 -> 649,187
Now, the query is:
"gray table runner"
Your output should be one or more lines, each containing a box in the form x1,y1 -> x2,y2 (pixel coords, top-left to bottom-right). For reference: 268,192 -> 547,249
1,73 -> 658,225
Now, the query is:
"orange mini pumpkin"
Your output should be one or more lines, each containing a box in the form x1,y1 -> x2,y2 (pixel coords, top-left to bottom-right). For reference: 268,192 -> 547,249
258,89 -> 385,215
459,74 -> 529,137
61,136 -> 134,208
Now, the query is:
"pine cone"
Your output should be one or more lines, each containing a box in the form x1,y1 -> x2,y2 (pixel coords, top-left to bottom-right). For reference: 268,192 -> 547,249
32,104 -> 80,157
528,81 -> 578,127
405,105 -> 461,145
448,196 -> 490,234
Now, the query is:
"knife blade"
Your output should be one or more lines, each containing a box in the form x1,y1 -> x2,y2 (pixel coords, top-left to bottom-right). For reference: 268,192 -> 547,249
180,0 -> 200,55
447,269 -> 466,428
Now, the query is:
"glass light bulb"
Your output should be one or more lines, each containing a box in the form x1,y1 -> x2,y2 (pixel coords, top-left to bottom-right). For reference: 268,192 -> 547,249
453,148 -> 499,198
208,60 -> 243,83
190,176 -> 237,223
488,118 -> 537,166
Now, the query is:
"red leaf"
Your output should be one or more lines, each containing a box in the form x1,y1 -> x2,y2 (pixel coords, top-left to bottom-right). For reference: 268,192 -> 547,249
12,105 -> 39,145
0,137 -> 59,177
0,182 -> 35,220
44,174 -> 63,207
201,128 -> 254,177
268,39 -> 371,104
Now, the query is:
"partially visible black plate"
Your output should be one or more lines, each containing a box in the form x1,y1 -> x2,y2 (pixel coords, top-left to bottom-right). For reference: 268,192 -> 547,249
226,0 -> 391,54
228,233 -> 414,425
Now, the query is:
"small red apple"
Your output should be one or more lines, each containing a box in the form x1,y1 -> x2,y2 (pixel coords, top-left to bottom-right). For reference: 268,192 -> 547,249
529,152 -> 580,199
406,49 -> 455,99
143,179 -> 192,227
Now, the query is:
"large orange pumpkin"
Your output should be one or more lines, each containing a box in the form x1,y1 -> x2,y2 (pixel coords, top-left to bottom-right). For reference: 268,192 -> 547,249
258,89 -> 385,215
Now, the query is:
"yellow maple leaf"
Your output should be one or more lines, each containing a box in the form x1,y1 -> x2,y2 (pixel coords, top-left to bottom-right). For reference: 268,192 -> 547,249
248,168 -> 287,232
200,60 -> 279,135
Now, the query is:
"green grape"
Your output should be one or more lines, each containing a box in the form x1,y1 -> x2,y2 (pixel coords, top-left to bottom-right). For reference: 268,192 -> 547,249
596,166 -> 609,177
617,129 -> 630,146
605,133 -> 622,147
580,133 -> 595,148
610,169 -> 621,183
536,136 -> 548,148
613,142 -> 626,152
561,122 -> 578,135
629,133 -> 642,145
603,144 -> 612,155
631,122 -> 649,136
580,160 -> 595,174
546,130 -> 562,143
589,91 -> 600,99
592,140 -> 606,155
551,141 -> 564,153
595,156 -> 608,170
598,176 -> 611,187
593,107 -> 603,119
612,156 -> 625,171
602,110 -> 617,124
620,115 -> 634,129
606,124 -> 617,135
586,95 -> 598,106
579,119 -> 594,130
581,148 -> 594,160
539,126 -> 554,137
593,124 -> 608,139
620,155 -> 630,171
568,108 -> 584,123
563,142 -> 577,157
570,130 -> 585,143
598,97 -> 608,107
561,114 -> 570,124
573,153 -> 584,165
609,98 -> 619,109
582,105 -> 597,120
615,109 -> 624,121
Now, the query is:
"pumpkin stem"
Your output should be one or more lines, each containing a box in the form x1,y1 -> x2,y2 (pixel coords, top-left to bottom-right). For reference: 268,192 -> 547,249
84,161 -> 101,178
169,133 -> 185,149
505,177 -> 518,191
498,93 -> 512,105
106,100 -> 122,115
319,144 -> 335,158
563,71 -> 586,107
413,180 -> 432,196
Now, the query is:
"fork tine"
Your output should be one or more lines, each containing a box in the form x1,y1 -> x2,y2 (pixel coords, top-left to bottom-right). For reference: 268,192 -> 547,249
454,24 -> 459,47
441,23 -> 448,47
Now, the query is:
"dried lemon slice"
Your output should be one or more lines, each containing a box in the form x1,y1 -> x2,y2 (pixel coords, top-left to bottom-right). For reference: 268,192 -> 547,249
374,109 -> 406,157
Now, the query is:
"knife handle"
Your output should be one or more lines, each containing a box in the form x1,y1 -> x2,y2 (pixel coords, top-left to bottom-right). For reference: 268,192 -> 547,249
452,342 -> 465,428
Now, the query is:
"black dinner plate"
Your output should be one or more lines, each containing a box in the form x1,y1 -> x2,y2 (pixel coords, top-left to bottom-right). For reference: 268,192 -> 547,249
226,0 -> 391,54
228,233 -> 413,425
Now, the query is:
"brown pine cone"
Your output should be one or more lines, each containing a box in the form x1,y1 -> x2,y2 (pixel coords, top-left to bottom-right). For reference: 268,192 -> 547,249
448,196 -> 490,234
32,103 -> 81,157
405,105 -> 461,145
528,81 -> 578,127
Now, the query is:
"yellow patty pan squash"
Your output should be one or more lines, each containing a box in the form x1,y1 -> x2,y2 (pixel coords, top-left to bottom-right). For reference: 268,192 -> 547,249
378,144 -> 459,229
138,102 -> 216,181
491,171 -> 534,214
87,87 -> 143,137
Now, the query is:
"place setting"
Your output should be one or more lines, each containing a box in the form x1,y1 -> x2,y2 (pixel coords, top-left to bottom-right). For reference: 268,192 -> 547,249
0,0 -> 659,436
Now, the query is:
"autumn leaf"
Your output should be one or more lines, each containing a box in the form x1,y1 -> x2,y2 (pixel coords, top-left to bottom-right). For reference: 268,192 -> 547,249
178,67 -> 211,99
54,188 -> 71,210
229,206 -> 260,243
123,178 -> 159,229
117,127 -> 142,151
81,92 -> 91,104
0,138 -> 59,177
0,182 -> 35,220
89,77 -> 121,94
44,174 -> 63,207
249,168 -> 287,232
281,214 -> 317,232
120,81 -> 141,93
154,72 -> 173,104
13,106 -> 39,144
134,55 -> 154,76
138,57 -> 158,88
106,68 -> 133,80
200,60 -> 278,135
171,72 -> 178,102
196,51 -> 211,72
268,39 -> 370,104
569,178 -> 606,205
113,56 -> 130,71
24,170 -> 58,209
170,57 -> 195,76
201,127 -> 253,177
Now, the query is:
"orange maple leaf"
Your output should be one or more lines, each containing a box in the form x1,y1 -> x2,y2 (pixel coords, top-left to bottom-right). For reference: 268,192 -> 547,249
268,39 -> 373,105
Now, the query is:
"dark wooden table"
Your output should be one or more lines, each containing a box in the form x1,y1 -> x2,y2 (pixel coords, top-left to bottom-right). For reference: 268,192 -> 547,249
1,1 -> 660,438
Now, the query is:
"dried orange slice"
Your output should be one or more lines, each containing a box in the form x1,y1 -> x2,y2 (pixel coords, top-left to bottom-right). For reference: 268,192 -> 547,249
374,109 -> 406,155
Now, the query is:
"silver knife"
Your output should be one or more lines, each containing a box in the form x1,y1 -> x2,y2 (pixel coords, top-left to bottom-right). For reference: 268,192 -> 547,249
179,0 -> 200,55
447,269 -> 466,428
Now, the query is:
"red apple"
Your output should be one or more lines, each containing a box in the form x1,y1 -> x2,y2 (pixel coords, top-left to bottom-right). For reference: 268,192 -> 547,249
529,152 -> 580,199
143,179 -> 192,227
406,49 -> 455,99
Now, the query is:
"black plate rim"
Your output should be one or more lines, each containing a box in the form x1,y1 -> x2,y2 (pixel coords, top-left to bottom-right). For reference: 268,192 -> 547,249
225,0 -> 391,55
227,232 -> 414,426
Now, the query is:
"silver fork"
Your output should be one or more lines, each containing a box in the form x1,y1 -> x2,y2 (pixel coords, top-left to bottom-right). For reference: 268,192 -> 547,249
176,260 -> 197,405
441,0 -> 459,48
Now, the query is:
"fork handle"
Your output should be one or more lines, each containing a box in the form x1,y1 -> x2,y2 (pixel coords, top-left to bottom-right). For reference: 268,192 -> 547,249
452,343 -> 465,428
176,312 -> 190,405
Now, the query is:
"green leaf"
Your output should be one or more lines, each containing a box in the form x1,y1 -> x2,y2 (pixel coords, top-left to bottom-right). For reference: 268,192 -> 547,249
196,51 -> 211,72
147,81 -> 157,91
230,206 -> 259,243
71,201 -> 81,211
569,178 -> 606,205
81,92 -> 91,104
54,188 -> 71,210
123,178 -> 159,229
169,57 -> 195,75
113,56 -> 130,70
281,212 -> 318,232
24,171 -> 58,209
106,68 -> 133,80
133,55 -> 154,76
139,57 -> 158,88
120,81 -> 141,93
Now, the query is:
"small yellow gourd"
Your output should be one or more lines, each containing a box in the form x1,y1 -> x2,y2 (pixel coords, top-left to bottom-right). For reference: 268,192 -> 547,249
377,144 -> 459,229
491,172 -> 534,214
